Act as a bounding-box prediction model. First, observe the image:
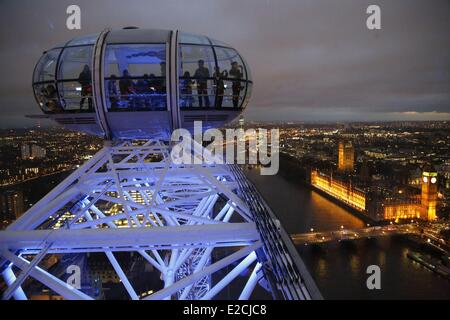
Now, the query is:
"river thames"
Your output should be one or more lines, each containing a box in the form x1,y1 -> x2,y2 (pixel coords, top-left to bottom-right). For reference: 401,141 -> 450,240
244,167 -> 450,299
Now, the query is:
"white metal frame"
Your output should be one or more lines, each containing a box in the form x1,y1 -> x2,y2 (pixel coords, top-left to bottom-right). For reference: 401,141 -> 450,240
0,139 -> 263,300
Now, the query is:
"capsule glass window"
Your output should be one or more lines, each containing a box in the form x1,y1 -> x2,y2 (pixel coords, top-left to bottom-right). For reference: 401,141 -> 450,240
57,46 -> 94,112
104,44 -> 167,111
179,45 -> 216,108
33,49 -> 61,83
32,49 -> 62,113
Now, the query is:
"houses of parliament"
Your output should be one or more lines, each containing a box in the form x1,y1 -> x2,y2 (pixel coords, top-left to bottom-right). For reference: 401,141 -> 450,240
310,140 -> 438,222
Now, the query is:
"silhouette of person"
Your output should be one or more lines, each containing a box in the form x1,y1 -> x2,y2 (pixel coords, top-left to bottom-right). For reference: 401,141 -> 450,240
229,61 -> 243,107
193,59 -> 210,107
136,74 -> 151,109
213,67 -> 227,108
107,75 -> 119,109
156,62 -> 167,109
78,64 -> 92,111
148,73 -> 158,110
181,71 -> 194,108
119,69 -> 134,109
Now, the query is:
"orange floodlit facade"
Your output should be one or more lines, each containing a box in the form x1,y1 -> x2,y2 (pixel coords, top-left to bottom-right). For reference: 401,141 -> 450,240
311,169 -> 366,212
338,141 -> 355,172
421,170 -> 438,221
382,201 -> 423,221
310,168 -> 438,222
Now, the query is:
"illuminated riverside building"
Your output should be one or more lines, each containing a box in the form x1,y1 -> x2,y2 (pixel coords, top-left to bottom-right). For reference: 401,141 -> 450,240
310,141 -> 439,222
310,168 -> 439,222
338,141 -> 354,172
311,169 -> 366,212
381,195 -> 422,221
381,168 -> 438,221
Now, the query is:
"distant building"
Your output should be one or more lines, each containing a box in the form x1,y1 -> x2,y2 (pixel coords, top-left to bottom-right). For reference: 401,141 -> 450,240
21,144 -> 46,160
421,166 -> 438,221
31,145 -> 46,159
0,190 -> 24,228
21,144 -> 30,160
310,165 -> 439,222
360,159 -> 371,182
380,168 -> 438,221
311,169 -> 366,212
338,141 -> 354,172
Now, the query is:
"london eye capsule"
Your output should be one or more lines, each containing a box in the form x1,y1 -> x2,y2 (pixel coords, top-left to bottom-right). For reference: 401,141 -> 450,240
32,28 -> 252,139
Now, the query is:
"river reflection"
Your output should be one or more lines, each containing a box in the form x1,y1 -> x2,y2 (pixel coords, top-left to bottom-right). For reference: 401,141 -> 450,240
244,167 -> 364,233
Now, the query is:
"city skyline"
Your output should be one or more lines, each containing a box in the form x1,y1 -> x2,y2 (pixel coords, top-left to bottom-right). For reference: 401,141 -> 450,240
1,0 -> 450,128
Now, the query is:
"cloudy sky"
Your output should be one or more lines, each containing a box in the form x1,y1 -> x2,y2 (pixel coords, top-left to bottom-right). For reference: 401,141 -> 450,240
0,0 -> 449,128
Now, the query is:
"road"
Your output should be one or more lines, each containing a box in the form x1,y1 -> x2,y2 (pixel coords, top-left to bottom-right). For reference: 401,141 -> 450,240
291,222 -> 450,250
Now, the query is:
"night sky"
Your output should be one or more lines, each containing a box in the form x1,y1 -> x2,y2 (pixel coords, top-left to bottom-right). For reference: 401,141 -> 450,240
0,0 -> 449,128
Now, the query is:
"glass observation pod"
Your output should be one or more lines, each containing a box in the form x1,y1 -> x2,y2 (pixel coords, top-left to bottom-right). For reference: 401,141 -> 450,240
32,28 -> 252,139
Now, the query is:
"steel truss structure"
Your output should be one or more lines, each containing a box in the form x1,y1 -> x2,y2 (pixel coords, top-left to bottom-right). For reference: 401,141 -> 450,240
0,139 -> 321,300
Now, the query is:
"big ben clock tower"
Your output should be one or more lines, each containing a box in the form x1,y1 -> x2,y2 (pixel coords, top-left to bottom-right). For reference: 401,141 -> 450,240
421,165 -> 438,221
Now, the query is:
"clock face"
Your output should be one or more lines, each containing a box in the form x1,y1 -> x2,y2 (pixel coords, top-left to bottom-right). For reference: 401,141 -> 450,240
431,177 -> 437,184
423,176 -> 428,183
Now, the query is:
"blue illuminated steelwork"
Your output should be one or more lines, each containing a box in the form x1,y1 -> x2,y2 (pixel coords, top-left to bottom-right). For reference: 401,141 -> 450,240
0,29 -> 321,300
0,140 -> 321,300
0,140 -> 263,300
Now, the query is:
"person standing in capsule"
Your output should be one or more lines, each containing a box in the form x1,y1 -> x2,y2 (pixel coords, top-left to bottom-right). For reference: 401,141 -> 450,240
229,61 -> 243,108
194,59 -> 210,107
78,64 -> 93,111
